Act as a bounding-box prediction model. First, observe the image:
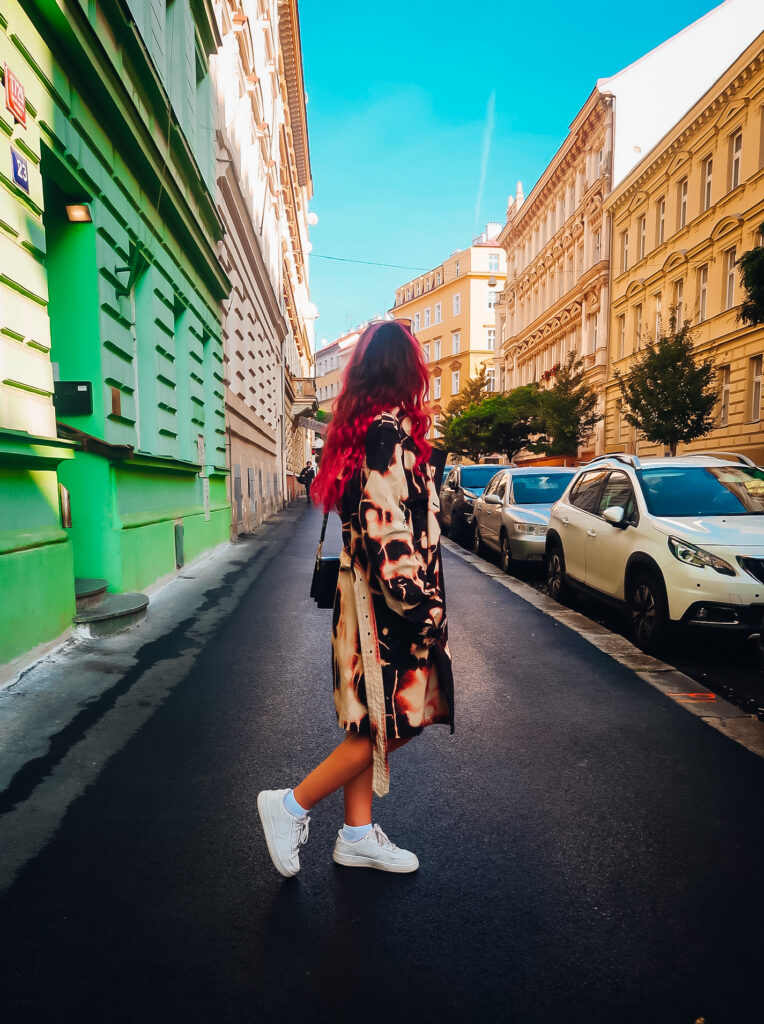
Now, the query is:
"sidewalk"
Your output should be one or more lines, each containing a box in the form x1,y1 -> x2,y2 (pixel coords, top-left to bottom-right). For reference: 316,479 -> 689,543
0,504 -> 305,892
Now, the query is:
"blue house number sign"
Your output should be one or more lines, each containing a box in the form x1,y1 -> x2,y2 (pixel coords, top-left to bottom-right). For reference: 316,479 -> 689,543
11,147 -> 30,194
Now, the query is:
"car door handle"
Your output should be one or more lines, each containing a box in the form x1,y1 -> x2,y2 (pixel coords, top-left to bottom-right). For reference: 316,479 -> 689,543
561,516 -> 569,525
587,529 -> 596,538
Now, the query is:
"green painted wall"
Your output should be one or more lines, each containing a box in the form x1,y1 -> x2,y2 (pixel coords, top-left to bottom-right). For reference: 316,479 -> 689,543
0,0 -> 230,671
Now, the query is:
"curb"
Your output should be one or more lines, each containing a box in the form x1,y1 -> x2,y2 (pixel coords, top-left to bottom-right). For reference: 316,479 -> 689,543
441,537 -> 764,761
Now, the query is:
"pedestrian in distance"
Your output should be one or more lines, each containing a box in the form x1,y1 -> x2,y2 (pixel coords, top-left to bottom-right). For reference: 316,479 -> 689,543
258,320 -> 454,876
297,460 -> 315,504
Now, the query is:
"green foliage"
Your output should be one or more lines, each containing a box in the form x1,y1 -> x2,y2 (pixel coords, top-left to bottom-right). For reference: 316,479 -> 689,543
738,224 -> 764,326
538,350 -> 602,455
438,384 -> 546,462
614,317 -> 717,456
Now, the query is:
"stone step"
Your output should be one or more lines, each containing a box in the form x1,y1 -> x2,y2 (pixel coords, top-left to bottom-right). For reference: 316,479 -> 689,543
73,592 -> 149,637
74,578 -> 108,612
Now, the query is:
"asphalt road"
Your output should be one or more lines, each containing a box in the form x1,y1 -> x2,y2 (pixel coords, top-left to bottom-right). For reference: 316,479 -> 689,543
2,503 -> 764,1023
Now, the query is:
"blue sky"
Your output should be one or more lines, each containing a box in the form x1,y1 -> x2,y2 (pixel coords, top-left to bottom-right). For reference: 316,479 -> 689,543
299,0 -> 720,349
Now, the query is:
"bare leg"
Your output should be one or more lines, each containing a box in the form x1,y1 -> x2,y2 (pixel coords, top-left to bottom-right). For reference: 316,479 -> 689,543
293,734 -> 410,813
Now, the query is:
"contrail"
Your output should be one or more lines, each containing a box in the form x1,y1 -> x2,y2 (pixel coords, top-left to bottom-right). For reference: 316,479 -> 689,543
474,91 -> 496,232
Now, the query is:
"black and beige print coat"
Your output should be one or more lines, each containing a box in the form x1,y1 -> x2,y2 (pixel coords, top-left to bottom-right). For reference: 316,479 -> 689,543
332,410 -> 454,767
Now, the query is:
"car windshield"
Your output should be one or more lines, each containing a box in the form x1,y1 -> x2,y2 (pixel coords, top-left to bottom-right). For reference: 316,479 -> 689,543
511,472 -> 575,504
639,466 -> 764,516
461,466 -> 504,489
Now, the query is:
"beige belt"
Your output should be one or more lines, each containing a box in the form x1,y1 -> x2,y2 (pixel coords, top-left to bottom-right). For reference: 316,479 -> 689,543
340,548 -> 389,796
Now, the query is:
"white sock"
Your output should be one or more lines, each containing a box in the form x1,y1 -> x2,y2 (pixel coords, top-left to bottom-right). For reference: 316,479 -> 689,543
342,823 -> 372,842
283,789 -> 308,818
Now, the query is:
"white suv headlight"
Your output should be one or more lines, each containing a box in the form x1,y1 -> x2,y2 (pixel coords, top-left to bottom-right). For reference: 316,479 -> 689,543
515,523 -> 548,536
667,536 -> 736,576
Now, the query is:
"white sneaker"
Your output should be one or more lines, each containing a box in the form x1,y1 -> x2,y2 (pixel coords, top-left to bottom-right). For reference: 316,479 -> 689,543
257,789 -> 310,878
332,824 -> 419,873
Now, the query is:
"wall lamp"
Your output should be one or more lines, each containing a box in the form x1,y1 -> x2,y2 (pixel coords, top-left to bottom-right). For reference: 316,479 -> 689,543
65,204 -> 92,223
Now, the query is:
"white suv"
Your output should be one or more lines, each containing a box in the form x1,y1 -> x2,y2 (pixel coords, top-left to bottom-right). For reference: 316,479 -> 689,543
545,453 -> 764,653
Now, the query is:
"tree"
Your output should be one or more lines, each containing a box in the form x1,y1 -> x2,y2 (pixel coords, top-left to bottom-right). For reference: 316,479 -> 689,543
614,317 -> 717,457
438,365 -> 488,440
738,223 -> 764,326
438,384 -> 546,462
538,350 -> 602,455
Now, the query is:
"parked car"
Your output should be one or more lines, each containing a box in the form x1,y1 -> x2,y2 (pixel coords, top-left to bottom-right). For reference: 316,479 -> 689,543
439,463 -> 512,542
545,453 -> 764,653
472,467 -> 576,572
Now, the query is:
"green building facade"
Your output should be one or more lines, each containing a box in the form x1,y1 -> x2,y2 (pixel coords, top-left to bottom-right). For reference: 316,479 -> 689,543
1,0 -> 230,675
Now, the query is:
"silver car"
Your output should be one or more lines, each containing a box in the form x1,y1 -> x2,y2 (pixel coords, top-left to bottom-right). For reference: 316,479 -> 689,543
472,467 -> 576,573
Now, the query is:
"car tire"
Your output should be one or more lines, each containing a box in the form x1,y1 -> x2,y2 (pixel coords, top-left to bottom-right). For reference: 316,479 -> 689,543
546,542 -> 573,603
500,532 -> 512,575
627,571 -> 670,654
473,524 -> 485,557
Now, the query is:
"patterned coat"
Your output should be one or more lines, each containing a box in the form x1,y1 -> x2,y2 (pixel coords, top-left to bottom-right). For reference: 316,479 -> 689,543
332,410 -> 454,793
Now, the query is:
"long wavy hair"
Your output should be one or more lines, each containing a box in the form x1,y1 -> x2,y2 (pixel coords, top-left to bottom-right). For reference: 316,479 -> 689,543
312,320 -> 432,512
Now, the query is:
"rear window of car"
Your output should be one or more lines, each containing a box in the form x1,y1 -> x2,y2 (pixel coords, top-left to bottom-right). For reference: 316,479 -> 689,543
568,469 -> 608,513
461,466 -> 505,489
511,473 -> 574,504
639,466 -> 764,516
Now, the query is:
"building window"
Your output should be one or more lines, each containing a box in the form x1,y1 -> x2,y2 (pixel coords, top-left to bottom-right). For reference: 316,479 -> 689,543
750,355 -> 762,422
698,264 -> 708,323
594,231 -> 601,262
654,293 -> 662,337
678,177 -> 688,229
486,367 -> 496,392
433,376 -> 441,400
657,196 -> 665,244
620,230 -> 629,272
451,331 -> 460,355
487,328 -> 495,351
433,414 -> 441,438
488,290 -> 499,309
616,398 -> 624,441
719,364 -> 731,427
592,312 -> 599,352
413,312 -> 421,332
423,343 -> 430,362
452,370 -> 460,394
434,302 -> 442,324
436,271 -> 442,285
730,130 -> 743,190
673,278 -> 684,325
424,307 -> 431,327
638,215 -> 646,260
489,253 -> 499,272
434,338 -> 441,360
634,303 -> 643,350
453,293 -> 461,315
725,247 -> 737,310
617,314 -> 625,358
702,156 -> 713,211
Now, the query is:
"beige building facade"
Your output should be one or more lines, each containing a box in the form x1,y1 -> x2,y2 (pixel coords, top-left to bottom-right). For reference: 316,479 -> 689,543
496,96 -> 612,459
391,228 -> 506,441
315,326 -> 363,413
212,0 -> 315,532
603,34 -> 764,464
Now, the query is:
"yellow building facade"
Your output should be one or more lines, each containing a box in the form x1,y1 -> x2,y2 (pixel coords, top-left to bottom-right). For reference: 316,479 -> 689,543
390,228 -> 506,441
604,34 -> 764,464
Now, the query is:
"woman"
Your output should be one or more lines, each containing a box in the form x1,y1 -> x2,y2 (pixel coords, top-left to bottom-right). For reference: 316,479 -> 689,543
257,320 -> 454,876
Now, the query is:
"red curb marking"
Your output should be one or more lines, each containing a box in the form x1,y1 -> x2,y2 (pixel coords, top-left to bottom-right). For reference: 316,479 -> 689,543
670,692 -> 717,702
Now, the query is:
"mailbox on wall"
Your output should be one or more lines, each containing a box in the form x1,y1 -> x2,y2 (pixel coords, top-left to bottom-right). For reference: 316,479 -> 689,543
53,381 -> 93,417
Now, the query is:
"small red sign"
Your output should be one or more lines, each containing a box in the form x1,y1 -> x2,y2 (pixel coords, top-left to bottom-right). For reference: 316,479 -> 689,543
4,64 -> 26,128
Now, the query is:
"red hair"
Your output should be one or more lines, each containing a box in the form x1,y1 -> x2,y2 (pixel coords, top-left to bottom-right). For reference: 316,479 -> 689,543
312,320 -> 432,512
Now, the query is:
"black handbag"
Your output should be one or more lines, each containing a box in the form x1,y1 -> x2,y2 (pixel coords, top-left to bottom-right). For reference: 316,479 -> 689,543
310,513 -> 340,608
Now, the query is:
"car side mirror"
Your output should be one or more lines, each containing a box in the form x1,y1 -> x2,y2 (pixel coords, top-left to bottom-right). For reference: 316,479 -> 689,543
484,494 -> 502,505
603,505 -> 626,527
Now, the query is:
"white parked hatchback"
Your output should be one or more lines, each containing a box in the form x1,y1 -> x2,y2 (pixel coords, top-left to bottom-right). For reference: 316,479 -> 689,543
545,453 -> 764,653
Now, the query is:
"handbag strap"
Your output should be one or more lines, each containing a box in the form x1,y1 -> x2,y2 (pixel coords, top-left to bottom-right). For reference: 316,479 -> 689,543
315,513 -> 329,562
